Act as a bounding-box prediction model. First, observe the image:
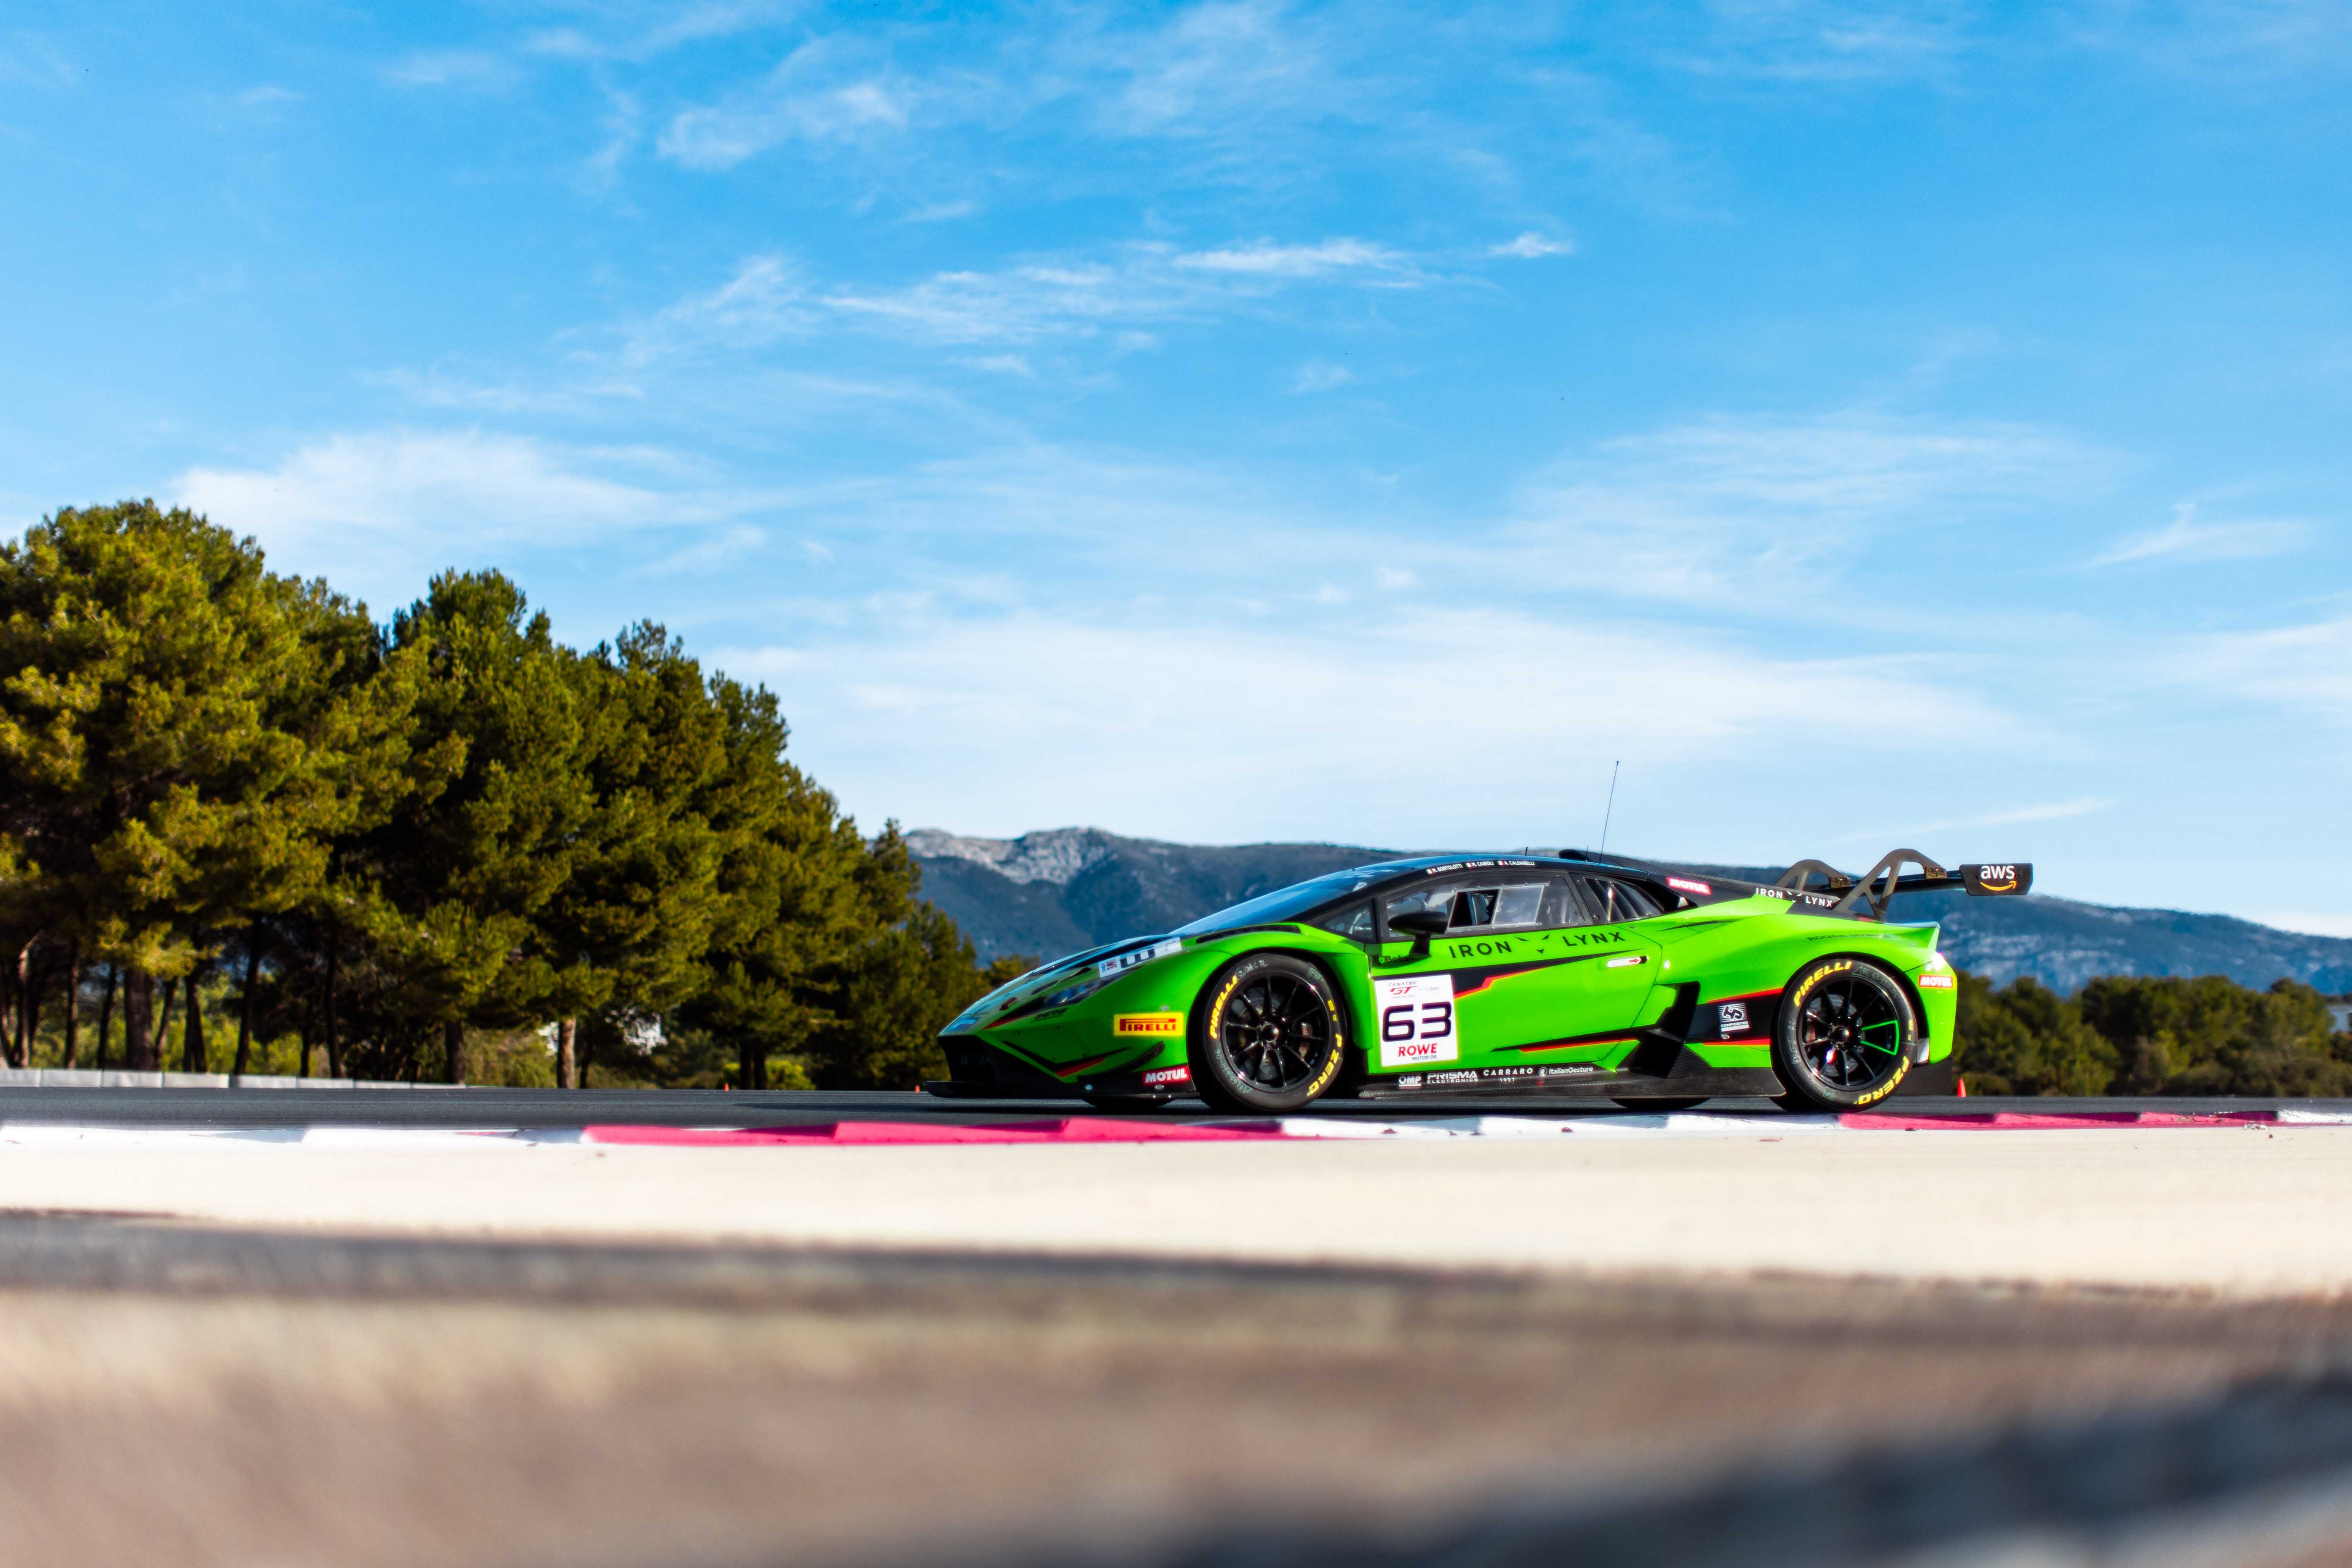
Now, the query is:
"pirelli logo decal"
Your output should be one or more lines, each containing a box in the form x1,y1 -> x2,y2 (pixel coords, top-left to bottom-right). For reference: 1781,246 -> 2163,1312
1114,1013 -> 1184,1038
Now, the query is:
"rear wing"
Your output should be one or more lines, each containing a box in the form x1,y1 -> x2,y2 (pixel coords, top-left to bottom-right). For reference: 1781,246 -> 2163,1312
1776,849 -> 2032,921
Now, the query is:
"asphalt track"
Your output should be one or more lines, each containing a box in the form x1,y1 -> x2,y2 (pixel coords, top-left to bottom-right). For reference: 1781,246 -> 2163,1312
0,1216 -> 2349,1568
9,1091 -> 2352,1566
0,1083 -> 2340,1126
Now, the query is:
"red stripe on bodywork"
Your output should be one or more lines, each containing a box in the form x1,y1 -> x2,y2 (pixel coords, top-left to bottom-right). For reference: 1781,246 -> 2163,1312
1840,1110 -> 2280,1131
582,1119 -> 1290,1147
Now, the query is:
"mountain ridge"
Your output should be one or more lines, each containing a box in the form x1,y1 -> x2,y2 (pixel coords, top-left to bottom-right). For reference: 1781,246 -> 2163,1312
908,826 -> 2352,994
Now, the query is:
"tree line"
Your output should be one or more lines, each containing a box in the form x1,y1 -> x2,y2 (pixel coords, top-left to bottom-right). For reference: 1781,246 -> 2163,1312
1949,969 -> 2352,1096
0,501 -> 1021,1089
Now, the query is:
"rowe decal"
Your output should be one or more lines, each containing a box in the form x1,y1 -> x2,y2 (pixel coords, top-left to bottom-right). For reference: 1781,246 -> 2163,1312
1375,973 -> 1458,1067
1113,1013 -> 1185,1037
1140,1064 -> 1191,1088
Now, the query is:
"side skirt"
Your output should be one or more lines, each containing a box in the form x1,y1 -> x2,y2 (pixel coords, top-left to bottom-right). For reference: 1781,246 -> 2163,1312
1356,1049 -> 1785,1102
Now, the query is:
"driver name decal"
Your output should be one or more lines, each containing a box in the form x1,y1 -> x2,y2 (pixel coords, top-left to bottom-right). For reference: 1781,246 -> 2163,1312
1375,974 -> 1458,1067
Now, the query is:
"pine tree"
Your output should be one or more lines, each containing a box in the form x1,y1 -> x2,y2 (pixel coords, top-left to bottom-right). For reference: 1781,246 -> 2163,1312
0,503 -> 404,1070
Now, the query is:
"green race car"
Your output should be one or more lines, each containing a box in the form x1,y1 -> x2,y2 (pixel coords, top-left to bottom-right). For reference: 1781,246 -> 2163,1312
927,848 -> 2031,1114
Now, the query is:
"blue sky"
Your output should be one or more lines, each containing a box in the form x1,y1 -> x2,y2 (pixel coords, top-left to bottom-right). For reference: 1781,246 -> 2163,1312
3,2 -> 2349,928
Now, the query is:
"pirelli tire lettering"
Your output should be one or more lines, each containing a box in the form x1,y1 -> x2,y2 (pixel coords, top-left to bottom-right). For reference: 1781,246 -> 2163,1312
1771,955 -> 1917,1112
1188,951 -> 1348,1114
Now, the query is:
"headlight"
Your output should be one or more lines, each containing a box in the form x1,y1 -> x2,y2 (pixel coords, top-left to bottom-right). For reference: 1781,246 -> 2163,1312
1040,976 -> 1107,1009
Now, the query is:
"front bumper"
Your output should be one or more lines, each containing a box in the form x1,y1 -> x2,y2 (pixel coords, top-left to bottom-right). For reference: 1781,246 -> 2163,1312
928,1033 -> 1192,1100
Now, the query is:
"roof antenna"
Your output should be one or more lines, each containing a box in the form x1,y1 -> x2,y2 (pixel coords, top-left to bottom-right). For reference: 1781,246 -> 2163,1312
1598,760 -> 1620,856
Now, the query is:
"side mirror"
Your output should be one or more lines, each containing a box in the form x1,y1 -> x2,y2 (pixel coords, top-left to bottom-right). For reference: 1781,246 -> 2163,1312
1388,909 -> 1449,939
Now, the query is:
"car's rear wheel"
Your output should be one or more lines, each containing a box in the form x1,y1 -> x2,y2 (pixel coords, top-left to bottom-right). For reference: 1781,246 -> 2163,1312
1188,953 -> 1347,1114
1770,957 -> 1915,1111
1611,1097 -> 1708,1111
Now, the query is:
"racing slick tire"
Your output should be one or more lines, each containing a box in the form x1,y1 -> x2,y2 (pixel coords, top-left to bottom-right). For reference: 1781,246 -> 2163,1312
1610,1097 -> 1708,1111
1188,953 -> 1347,1114
1769,957 -> 1917,1112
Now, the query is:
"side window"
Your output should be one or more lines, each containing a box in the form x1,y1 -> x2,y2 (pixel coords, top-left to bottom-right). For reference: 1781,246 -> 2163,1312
1382,883 -> 1453,933
1583,877 -> 1662,924
1386,879 -> 1574,935
1315,900 -> 1375,941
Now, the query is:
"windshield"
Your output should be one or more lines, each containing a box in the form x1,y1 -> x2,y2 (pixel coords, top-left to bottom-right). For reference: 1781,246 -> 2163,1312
1172,867 -> 1385,936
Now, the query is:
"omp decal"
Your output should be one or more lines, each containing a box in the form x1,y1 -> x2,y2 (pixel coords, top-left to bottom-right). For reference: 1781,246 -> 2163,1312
1113,1013 -> 1184,1037
1375,973 -> 1458,1067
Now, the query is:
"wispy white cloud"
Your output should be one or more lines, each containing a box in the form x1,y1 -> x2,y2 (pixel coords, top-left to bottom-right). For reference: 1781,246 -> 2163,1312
2087,501 -> 2310,567
172,430 -> 711,610
0,31 -> 77,89
2070,0 -> 2352,78
806,236 -> 1419,346
1662,1 -> 1975,82
1841,797 -> 2113,843
526,0 -> 799,64
1498,413 -> 2116,601
640,524 -> 767,577
1174,237 -> 1411,279
657,36 -> 924,170
624,254 -> 812,361
1093,0 -> 1342,135
383,49 -> 517,91
1492,232 -> 1575,258
713,603 -> 2013,843
2172,614 -> 2352,724
1291,360 -> 1353,393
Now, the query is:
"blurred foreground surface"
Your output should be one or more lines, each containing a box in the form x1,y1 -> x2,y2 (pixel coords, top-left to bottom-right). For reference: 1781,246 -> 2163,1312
3,1219 -> 2352,1568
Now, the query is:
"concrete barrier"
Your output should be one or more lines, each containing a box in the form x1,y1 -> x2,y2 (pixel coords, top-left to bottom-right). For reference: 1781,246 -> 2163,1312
0,1069 -> 454,1090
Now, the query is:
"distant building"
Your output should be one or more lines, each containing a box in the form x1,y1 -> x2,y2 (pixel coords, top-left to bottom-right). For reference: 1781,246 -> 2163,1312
2331,1002 -> 2352,1035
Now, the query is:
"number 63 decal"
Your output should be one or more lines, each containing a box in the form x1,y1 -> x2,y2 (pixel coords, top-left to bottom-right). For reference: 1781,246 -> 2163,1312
1374,974 -> 1459,1067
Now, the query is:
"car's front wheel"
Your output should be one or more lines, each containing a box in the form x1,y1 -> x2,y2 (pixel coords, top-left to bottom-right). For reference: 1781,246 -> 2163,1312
1770,957 -> 1916,1111
1188,953 -> 1347,1114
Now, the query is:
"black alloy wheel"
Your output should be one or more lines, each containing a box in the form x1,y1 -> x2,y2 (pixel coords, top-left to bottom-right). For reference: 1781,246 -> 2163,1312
1770,957 -> 1916,1111
1188,953 -> 1347,1114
